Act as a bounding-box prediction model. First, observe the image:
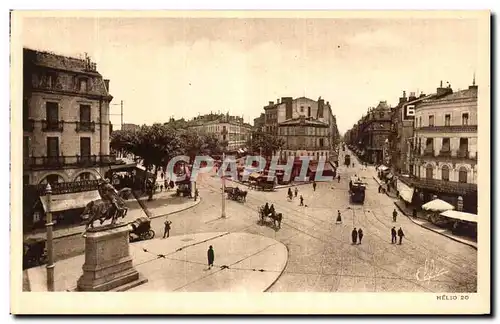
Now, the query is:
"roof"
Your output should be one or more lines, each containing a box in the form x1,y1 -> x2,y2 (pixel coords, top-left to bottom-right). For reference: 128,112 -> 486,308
279,117 -> 329,127
24,48 -> 102,75
440,210 -> 477,223
422,87 -> 478,104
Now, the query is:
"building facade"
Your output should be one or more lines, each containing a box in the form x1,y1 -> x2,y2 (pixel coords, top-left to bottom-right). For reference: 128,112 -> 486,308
188,113 -> 253,151
405,81 -> 478,213
23,48 -> 115,186
253,113 -> 265,132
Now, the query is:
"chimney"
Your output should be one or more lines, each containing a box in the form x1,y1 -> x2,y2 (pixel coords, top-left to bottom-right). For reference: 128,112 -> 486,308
409,92 -> 417,101
269,101 -> 274,106
436,81 -> 453,97
419,92 -> 426,98
104,79 -> 110,92
277,98 -> 280,104
399,90 -> 407,104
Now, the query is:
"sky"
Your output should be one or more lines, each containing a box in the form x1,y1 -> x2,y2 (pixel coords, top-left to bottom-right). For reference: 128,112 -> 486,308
21,16 -> 481,134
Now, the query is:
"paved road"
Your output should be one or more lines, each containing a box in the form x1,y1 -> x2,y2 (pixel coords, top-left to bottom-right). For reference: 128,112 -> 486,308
51,152 -> 477,292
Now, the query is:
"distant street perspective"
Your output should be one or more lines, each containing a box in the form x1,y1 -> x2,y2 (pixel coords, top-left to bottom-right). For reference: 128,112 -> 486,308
20,15 -> 480,294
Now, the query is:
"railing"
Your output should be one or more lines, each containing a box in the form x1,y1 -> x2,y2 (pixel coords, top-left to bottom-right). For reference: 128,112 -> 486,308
23,119 -> 35,132
439,149 -> 451,157
423,148 -> 434,156
75,121 -> 96,132
457,150 -> 469,159
23,154 -> 118,169
42,120 -> 64,132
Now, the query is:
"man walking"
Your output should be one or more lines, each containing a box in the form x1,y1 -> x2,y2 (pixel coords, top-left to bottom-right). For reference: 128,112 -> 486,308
207,245 -> 215,269
392,209 -> 398,222
357,228 -> 364,244
294,187 -> 298,198
391,227 -> 397,244
351,227 -> 358,244
337,174 -> 341,183
299,195 -> 304,206
163,219 -> 172,239
313,181 -> 317,191
397,227 -> 405,245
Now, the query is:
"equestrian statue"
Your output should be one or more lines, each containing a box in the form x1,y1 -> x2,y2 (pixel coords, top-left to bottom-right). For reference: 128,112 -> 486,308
81,178 -> 132,236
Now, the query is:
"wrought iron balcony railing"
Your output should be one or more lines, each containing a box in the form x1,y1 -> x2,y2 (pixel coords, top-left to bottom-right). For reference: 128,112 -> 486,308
23,154 -> 118,170
457,150 -> 470,159
75,121 -> 96,132
42,120 -> 64,132
423,148 -> 434,156
439,149 -> 451,157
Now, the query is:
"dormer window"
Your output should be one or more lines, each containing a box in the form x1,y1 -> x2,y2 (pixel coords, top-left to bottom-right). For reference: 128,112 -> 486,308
79,78 -> 88,92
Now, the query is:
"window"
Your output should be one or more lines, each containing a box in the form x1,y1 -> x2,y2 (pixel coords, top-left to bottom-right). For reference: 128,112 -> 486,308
308,107 -> 311,117
441,138 -> 450,152
459,138 -> 469,157
80,104 -> 91,122
300,106 -> 304,113
445,114 -> 451,126
23,175 -> 29,186
425,164 -> 434,179
77,172 -> 92,181
47,72 -> 56,87
462,113 -> 469,125
46,137 -> 59,157
458,167 -> 468,183
319,138 -> 324,147
44,174 -> 61,185
428,115 -> 434,127
379,112 -> 384,118
441,165 -> 450,181
80,137 -> 91,158
425,138 -> 434,152
79,78 -> 88,92
46,102 -> 59,122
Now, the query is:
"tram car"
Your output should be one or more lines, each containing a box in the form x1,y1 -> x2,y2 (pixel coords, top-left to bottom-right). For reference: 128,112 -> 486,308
349,175 -> 366,204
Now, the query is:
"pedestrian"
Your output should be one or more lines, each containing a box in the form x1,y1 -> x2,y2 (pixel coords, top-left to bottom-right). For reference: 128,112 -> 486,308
351,227 -> 358,244
412,208 -> 418,218
299,195 -> 304,206
207,245 -> 215,269
288,188 -> 293,200
294,187 -> 298,198
352,163 -> 355,168
397,227 -> 405,245
391,227 -> 397,244
358,228 -> 364,244
392,209 -> 398,222
194,188 -> 199,201
337,174 -> 341,183
163,219 -> 172,238
378,185 -> 382,193
336,210 -> 342,224
160,184 -> 163,192
313,181 -> 317,191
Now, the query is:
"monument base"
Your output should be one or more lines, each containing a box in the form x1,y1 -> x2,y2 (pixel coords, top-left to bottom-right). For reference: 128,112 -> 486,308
76,222 -> 147,292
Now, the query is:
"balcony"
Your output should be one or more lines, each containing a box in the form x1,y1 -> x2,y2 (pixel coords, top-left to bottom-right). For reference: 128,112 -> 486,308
25,179 -> 100,196
23,119 -> 35,132
42,120 -> 64,132
439,149 -> 451,157
423,148 -> 434,156
457,150 -> 470,159
76,121 -> 96,132
24,154 -> 118,170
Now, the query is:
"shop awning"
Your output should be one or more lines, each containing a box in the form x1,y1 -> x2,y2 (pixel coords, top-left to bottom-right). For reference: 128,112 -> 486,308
249,172 -> 261,179
440,210 -> 477,223
422,199 -> 455,212
308,162 -> 335,173
377,165 -> 389,171
397,180 -> 414,203
39,190 -> 101,212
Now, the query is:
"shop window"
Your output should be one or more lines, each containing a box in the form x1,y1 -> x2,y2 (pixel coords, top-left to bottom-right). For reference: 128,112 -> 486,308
459,167 -> 468,183
425,164 -> 434,179
441,165 -> 450,181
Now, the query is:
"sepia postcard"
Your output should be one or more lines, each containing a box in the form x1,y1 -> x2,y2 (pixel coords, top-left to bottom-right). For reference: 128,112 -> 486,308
10,10 -> 491,315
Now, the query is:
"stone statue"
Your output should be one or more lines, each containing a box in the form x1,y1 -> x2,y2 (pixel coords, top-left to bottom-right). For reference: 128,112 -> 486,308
81,179 -> 132,236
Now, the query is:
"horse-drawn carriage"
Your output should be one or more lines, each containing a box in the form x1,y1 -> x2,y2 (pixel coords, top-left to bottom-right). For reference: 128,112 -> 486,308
250,176 -> 276,191
129,217 -> 155,242
23,237 -> 47,269
224,186 -> 247,202
175,179 -> 192,197
257,205 -> 283,229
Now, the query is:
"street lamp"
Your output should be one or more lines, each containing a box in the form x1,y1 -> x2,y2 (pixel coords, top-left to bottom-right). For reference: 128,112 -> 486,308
221,151 -> 226,218
45,183 -> 55,291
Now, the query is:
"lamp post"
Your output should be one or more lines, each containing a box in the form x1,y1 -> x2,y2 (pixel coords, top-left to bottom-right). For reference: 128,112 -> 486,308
221,152 -> 226,218
45,183 -> 55,291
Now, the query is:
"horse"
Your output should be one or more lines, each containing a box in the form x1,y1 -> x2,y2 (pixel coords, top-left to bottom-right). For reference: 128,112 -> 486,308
81,188 -> 132,236
239,190 -> 248,202
271,212 -> 283,229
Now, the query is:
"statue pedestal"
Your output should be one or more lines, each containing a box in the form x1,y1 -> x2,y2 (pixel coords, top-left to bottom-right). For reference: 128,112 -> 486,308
76,223 -> 147,292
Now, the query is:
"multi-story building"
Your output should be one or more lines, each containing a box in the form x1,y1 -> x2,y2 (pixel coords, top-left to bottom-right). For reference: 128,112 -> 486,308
401,81 -> 478,213
121,123 -> 140,132
23,48 -> 118,229
351,101 -> 393,164
261,96 -> 340,161
389,91 -> 433,174
253,113 -> 265,132
188,112 -> 253,151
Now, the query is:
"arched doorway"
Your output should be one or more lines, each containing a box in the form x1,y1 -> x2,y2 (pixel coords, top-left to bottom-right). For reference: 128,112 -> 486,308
425,164 -> 434,179
74,171 -> 97,182
441,165 -> 450,181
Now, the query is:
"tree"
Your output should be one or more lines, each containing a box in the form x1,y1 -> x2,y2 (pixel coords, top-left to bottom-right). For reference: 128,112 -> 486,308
179,130 -> 224,161
247,131 -> 285,158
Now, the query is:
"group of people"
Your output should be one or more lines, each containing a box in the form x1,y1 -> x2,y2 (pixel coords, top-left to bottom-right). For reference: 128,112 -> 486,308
287,187 -> 305,206
351,228 -> 364,244
262,202 -> 276,217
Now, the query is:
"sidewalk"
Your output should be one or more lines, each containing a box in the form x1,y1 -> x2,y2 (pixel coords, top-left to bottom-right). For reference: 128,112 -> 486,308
23,191 -> 200,241
372,176 -> 398,198
393,200 -> 477,249
25,232 -> 289,292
